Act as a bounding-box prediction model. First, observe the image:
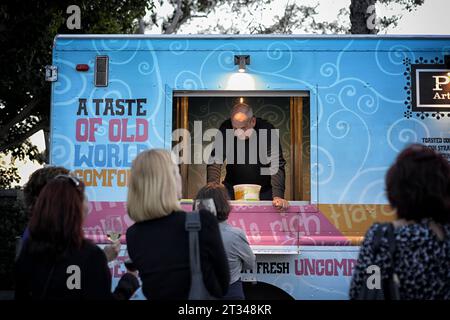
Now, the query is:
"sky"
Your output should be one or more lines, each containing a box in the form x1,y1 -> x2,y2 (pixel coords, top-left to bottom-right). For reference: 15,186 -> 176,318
10,0 -> 450,186
387,0 -> 450,34
146,0 -> 450,34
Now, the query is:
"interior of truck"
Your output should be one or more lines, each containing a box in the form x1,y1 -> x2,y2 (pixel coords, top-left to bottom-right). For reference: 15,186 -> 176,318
172,91 -> 311,201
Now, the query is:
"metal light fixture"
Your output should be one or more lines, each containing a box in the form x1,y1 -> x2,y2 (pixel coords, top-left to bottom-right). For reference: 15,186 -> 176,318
234,55 -> 250,73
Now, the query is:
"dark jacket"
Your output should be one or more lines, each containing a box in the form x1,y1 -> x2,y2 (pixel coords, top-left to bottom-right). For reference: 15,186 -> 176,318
349,221 -> 450,300
207,117 -> 286,199
126,210 -> 230,300
15,239 -> 138,300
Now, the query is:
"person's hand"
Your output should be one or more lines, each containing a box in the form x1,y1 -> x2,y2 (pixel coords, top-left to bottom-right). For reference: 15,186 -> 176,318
103,241 -> 121,262
272,197 -> 289,213
126,269 -> 139,279
124,259 -> 139,278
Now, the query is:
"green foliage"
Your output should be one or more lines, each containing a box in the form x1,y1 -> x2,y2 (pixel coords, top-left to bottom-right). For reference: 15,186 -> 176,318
0,138 -> 46,189
9,140 -> 46,164
0,165 -> 20,189
379,0 -> 425,12
0,0 -> 154,156
0,190 -> 28,290
377,0 -> 425,30
0,0 -> 153,186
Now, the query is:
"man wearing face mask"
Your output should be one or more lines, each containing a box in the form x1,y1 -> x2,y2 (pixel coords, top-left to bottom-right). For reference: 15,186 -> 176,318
207,102 -> 289,211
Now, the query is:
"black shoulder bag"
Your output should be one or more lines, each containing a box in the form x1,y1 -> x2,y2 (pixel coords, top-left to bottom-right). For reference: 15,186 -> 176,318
185,211 -> 216,300
357,223 -> 401,300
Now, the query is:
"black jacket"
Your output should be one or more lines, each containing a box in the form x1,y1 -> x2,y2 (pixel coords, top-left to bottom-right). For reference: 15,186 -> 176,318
207,117 -> 286,199
15,239 -> 138,300
126,210 -> 230,300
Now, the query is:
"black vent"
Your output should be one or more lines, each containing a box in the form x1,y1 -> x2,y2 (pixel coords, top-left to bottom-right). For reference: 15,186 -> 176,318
95,56 -> 109,87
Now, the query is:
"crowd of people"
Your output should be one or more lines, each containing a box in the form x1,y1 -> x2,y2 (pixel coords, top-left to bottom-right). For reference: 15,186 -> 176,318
13,143 -> 450,300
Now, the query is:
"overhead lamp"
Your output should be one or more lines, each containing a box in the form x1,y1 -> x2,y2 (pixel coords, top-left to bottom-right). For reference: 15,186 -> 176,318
234,55 -> 250,73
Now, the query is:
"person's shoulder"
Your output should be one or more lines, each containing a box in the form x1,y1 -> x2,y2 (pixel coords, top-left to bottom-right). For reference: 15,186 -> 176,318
444,223 -> 450,236
219,119 -> 232,130
361,222 -> 396,249
364,222 -> 384,239
128,211 -> 185,230
226,223 -> 248,240
198,209 -> 215,220
81,239 -> 105,258
172,210 -> 187,216
198,209 -> 219,226
70,240 -> 108,267
126,220 -> 139,239
162,210 -> 191,226
256,118 -> 275,129
169,210 -> 188,221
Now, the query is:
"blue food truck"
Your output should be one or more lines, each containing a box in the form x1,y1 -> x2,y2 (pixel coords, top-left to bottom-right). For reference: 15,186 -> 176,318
47,34 -> 450,299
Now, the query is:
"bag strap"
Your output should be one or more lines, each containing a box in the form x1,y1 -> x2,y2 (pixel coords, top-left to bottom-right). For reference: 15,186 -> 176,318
381,223 -> 401,299
371,225 -> 384,253
185,211 -> 203,276
370,222 -> 398,284
385,223 -> 397,257
372,223 -> 398,278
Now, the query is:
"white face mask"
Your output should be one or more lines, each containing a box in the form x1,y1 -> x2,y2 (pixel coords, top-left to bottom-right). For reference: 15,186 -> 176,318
234,128 -> 254,140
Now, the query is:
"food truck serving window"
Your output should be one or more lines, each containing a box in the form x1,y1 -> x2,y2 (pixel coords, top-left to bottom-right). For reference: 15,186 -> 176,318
172,91 -> 311,201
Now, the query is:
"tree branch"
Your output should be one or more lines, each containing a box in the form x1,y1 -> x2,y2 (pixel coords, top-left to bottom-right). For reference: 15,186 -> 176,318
0,121 -> 48,154
0,97 -> 41,140
165,0 -> 183,34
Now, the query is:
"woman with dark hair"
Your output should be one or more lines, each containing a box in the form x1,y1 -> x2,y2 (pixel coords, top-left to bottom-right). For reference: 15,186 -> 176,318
195,182 -> 255,300
23,166 -> 70,214
20,167 -> 120,263
20,167 -> 69,245
15,175 -> 139,300
350,144 -> 450,299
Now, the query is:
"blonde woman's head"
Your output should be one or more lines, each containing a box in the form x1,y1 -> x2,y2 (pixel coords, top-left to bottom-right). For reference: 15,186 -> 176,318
127,149 -> 182,222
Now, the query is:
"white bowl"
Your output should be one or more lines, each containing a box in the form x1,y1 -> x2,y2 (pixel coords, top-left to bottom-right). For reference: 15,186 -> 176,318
233,184 -> 262,201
